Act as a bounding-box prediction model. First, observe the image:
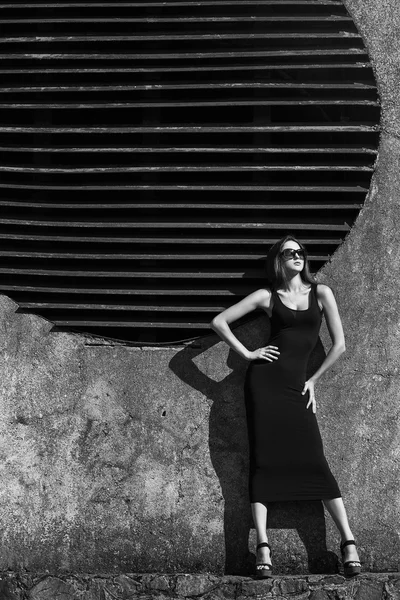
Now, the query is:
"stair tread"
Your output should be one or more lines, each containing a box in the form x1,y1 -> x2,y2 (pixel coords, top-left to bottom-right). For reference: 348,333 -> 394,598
1,33 -> 362,42
0,251 -> 331,260
0,184 -> 370,192
0,285 -> 243,295
1,17 -> 354,24
0,49 -> 369,59
0,234 -> 344,244
0,201 -> 364,209
0,82 -> 377,90
1,100 -> 380,108
0,165 -> 375,173
0,2 -> 345,7
0,63 -> 374,73
0,267 -> 269,278
0,145 -> 378,153
0,124 -> 379,132
0,219 -> 352,230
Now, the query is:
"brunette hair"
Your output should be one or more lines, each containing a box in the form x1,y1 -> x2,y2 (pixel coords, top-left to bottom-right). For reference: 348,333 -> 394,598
265,235 -> 316,291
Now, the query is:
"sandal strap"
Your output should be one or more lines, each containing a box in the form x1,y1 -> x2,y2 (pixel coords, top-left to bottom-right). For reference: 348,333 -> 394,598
340,540 -> 356,552
257,542 -> 271,551
256,542 -> 272,558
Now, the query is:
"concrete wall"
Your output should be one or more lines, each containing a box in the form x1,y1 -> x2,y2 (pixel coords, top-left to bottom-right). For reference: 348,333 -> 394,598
0,0 -> 399,575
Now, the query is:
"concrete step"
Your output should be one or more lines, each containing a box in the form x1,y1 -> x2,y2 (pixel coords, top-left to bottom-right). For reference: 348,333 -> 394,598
0,571 -> 398,600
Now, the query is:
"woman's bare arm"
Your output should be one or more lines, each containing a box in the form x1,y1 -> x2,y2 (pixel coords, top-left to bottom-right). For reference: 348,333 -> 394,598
303,284 -> 346,411
211,289 -> 280,362
310,284 -> 346,383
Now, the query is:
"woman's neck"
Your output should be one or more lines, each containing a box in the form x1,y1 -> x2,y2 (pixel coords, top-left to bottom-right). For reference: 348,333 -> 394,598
281,274 -> 307,293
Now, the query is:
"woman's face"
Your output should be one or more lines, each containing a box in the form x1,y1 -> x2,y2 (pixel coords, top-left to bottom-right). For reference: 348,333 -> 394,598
280,241 -> 305,274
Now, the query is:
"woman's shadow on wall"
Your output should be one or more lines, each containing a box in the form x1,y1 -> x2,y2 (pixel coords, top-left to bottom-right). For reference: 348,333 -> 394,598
169,317 -> 339,575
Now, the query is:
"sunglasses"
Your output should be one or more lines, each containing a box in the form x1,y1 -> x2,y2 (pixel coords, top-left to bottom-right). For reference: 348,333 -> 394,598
281,248 -> 306,260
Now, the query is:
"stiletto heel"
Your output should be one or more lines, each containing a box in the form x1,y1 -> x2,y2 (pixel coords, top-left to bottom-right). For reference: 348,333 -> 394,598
340,540 -> 361,577
255,542 -> 273,579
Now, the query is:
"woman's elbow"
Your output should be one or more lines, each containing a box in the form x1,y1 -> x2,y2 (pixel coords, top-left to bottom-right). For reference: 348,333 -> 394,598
337,341 -> 346,354
210,316 -> 218,331
210,315 -> 224,332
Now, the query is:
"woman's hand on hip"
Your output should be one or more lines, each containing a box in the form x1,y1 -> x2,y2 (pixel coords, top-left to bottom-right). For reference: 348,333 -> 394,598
302,380 -> 316,413
246,345 -> 280,362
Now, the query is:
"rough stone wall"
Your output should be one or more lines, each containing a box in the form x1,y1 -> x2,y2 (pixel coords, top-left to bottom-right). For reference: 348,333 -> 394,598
0,0 -> 399,576
0,571 -> 398,600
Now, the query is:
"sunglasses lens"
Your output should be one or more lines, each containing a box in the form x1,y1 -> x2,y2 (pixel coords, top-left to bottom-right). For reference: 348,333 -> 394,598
282,249 -> 305,259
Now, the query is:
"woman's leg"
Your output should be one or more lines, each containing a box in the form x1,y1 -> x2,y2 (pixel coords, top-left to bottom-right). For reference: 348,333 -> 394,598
251,502 -> 272,564
323,498 -> 360,563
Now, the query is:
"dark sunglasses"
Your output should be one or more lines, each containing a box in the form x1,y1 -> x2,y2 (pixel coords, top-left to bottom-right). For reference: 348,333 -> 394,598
281,248 -> 306,260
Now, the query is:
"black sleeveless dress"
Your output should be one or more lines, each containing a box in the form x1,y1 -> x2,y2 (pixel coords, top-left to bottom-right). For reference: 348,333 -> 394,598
244,283 -> 341,502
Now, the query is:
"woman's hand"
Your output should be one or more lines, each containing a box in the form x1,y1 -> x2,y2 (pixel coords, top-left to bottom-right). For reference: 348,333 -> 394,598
302,379 -> 316,413
246,346 -> 280,362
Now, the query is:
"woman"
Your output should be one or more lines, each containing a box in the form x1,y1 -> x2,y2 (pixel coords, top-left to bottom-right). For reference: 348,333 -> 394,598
211,235 -> 361,578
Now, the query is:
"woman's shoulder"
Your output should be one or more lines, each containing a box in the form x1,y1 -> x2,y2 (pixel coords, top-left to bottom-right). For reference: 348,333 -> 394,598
249,287 -> 273,306
252,287 -> 272,298
315,282 -> 333,294
314,283 -> 335,304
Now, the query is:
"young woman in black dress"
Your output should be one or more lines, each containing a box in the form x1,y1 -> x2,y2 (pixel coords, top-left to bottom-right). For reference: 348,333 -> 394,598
211,235 -> 361,578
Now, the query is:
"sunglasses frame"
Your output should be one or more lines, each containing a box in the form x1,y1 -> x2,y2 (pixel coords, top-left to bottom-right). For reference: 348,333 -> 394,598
280,248 -> 306,260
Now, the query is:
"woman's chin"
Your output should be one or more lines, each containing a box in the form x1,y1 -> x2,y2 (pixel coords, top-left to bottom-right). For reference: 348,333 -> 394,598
286,266 -> 304,274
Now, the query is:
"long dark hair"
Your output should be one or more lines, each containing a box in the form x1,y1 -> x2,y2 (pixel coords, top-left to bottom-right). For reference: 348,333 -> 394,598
265,235 -> 316,291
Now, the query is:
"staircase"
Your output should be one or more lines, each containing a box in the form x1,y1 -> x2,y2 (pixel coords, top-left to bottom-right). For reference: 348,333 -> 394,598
0,0 -> 379,343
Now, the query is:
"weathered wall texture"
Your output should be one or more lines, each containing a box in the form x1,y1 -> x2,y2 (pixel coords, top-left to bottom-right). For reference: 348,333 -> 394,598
0,571 -> 397,600
0,0 -> 399,576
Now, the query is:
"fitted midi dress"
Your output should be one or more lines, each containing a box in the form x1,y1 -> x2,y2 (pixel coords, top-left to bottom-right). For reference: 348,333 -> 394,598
244,283 -> 341,502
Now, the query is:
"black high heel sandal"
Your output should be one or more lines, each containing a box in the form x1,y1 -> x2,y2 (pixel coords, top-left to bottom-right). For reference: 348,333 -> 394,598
255,542 -> 273,579
340,540 -> 361,577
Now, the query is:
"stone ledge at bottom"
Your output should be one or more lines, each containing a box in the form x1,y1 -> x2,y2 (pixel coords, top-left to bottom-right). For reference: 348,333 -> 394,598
0,572 -> 399,600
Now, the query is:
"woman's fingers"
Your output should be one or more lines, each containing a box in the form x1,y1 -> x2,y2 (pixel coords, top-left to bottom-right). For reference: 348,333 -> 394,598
306,396 -> 316,412
261,346 -> 280,361
303,381 -> 316,412
308,397 -> 317,413
250,345 -> 280,361
266,346 -> 280,356
248,346 -> 280,362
